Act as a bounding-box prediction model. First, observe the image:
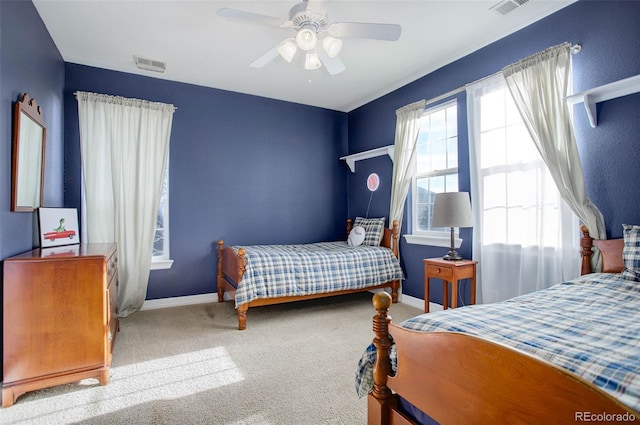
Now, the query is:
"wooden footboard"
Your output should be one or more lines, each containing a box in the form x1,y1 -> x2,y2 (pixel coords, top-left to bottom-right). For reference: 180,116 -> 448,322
217,219 -> 401,330
368,292 -> 639,424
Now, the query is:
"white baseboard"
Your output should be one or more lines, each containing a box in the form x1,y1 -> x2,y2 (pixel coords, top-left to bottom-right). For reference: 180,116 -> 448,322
399,293 -> 443,312
141,291 -> 442,312
140,293 -> 219,311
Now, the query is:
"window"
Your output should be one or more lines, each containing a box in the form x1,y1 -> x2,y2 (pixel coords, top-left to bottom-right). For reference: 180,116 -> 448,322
475,83 -> 562,248
407,101 -> 459,246
467,74 -> 578,303
151,161 -> 172,269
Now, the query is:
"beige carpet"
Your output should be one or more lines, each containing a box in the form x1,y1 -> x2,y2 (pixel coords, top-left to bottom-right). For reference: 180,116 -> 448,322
2,292 -> 421,425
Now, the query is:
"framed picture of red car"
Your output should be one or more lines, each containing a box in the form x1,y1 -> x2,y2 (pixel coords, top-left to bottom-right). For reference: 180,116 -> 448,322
38,207 -> 80,248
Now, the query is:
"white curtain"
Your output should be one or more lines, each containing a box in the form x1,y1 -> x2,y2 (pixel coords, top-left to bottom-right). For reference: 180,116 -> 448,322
502,42 -> 606,270
389,99 -> 426,232
76,92 -> 175,317
467,74 -> 579,304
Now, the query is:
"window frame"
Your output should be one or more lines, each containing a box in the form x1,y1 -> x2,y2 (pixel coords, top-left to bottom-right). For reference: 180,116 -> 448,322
150,158 -> 173,270
405,100 -> 462,248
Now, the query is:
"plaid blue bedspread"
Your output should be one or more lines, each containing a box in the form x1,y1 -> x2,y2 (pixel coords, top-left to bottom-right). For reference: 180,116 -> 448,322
232,241 -> 403,308
355,273 -> 640,413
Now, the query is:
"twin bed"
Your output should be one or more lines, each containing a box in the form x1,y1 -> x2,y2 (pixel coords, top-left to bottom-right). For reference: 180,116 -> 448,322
360,224 -> 640,424
217,218 -> 403,330
218,218 -> 640,422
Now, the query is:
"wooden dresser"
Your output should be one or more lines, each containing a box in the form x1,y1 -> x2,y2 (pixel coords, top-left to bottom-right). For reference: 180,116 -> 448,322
2,243 -> 118,407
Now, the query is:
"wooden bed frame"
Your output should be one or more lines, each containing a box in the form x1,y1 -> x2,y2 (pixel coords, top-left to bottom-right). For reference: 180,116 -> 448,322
368,225 -> 638,424
580,224 -> 625,275
217,219 -> 401,330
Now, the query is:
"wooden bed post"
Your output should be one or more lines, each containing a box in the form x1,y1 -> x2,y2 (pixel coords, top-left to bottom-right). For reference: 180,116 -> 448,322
346,218 -> 353,238
237,304 -> 248,330
390,220 -> 399,259
390,220 -> 400,303
217,240 -> 225,302
236,248 -> 248,330
368,291 -> 396,424
580,224 -> 594,276
236,248 -> 246,281
579,224 -> 625,276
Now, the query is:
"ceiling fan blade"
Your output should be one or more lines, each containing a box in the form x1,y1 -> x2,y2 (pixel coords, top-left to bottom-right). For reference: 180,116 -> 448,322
249,47 -> 281,68
305,0 -> 329,16
217,8 -> 290,28
328,22 -> 401,41
317,48 -> 345,75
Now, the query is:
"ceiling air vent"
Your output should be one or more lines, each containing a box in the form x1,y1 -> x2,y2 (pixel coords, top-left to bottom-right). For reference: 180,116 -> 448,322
134,56 -> 166,73
490,0 -> 529,16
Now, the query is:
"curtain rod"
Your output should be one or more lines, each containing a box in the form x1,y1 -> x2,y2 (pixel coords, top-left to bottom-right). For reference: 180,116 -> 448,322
73,91 -> 177,110
423,70 -> 504,108
422,43 -> 581,108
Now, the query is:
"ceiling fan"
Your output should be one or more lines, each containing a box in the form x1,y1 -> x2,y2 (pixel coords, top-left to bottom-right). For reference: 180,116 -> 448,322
217,0 -> 401,75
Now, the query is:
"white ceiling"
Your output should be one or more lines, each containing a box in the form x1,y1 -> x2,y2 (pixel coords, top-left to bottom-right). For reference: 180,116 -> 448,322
33,0 -> 577,112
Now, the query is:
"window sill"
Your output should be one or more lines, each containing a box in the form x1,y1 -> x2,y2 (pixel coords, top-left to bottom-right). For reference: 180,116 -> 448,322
150,259 -> 174,270
404,234 -> 462,248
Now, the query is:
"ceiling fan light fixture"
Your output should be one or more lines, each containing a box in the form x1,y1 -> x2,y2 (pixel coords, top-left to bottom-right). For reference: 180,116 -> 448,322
296,27 -> 317,51
277,38 -> 297,63
304,51 -> 322,70
220,1 -> 402,76
321,36 -> 342,58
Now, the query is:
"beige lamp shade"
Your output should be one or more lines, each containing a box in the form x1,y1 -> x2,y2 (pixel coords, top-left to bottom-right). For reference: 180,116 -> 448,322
432,192 -> 473,228
432,191 -> 473,260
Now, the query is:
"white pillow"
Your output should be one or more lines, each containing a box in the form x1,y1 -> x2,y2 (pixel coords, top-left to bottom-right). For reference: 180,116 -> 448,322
348,226 -> 366,247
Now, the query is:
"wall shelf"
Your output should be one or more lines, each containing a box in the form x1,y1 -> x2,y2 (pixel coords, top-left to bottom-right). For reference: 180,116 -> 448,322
340,145 -> 394,173
566,74 -> 640,128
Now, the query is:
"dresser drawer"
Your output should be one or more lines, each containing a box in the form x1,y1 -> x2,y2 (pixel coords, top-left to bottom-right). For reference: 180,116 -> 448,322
426,265 -> 453,280
107,249 -> 119,321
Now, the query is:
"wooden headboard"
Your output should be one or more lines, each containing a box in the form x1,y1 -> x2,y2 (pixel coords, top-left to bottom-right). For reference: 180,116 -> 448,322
579,224 -> 624,275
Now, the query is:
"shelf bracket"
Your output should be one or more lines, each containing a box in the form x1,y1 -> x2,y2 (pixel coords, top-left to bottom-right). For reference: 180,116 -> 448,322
566,74 -> 640,128
583,93 -> 597,128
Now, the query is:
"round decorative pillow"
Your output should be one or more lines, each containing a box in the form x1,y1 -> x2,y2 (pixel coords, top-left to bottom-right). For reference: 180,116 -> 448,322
348,226 -> 366,247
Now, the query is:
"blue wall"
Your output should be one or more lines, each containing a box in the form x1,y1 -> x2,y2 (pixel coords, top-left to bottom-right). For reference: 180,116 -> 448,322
2,0 -> 639,307
0,0 -> 65,382
63,64 -> 348,300
346,0 -> 640,304
0,0 -> 64,259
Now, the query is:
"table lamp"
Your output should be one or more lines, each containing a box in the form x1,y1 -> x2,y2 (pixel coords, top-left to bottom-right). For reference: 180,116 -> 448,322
431,192 -> 473,261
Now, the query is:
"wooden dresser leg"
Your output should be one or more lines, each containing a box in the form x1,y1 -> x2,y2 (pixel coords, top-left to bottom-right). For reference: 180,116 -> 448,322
99,368 -> 110,385
2,387 -> 16,408
238,304 -> 248,330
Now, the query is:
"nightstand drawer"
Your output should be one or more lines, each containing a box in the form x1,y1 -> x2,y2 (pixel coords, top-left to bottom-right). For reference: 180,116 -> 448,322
426,265 -> 453,280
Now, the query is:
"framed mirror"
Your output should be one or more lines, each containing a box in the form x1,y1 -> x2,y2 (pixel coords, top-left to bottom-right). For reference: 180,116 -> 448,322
11,93 -> 46,212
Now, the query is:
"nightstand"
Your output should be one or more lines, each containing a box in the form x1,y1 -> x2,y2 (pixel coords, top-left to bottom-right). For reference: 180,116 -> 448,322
423,257 -> 478,313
